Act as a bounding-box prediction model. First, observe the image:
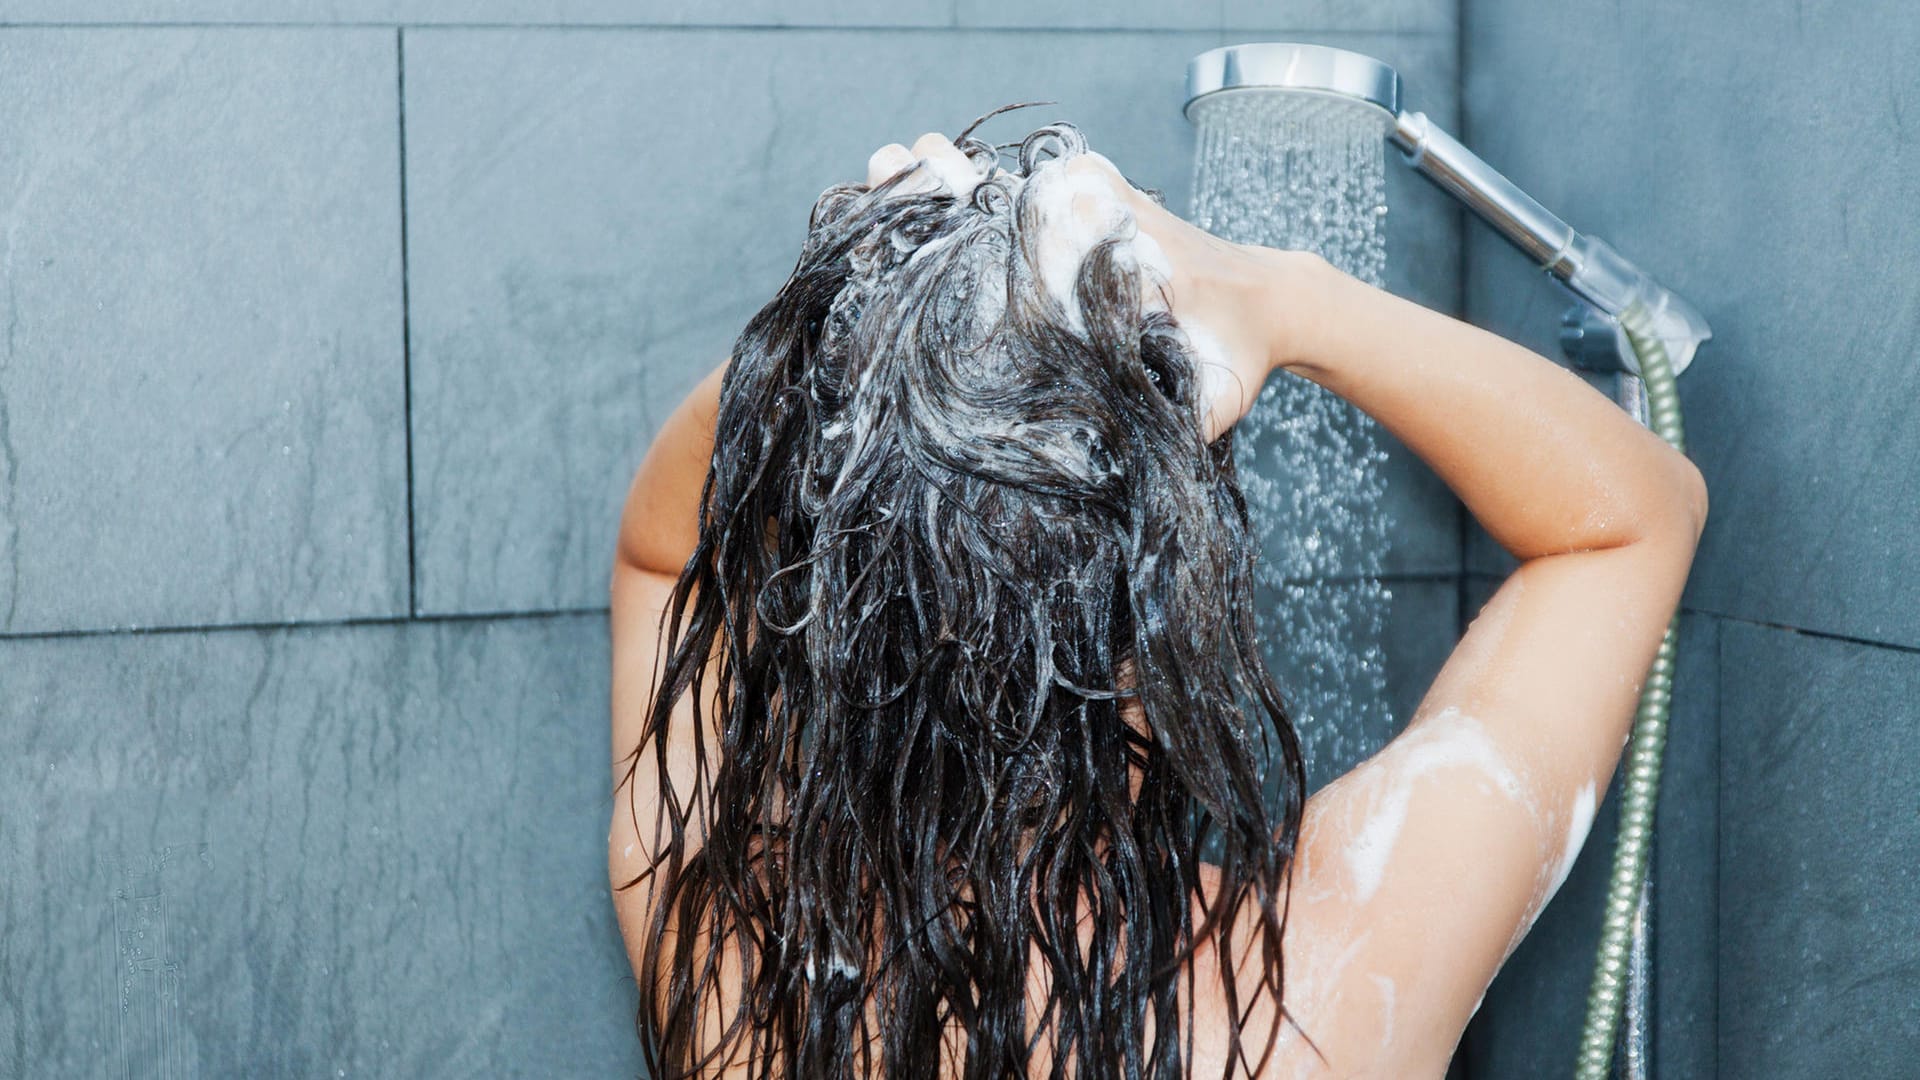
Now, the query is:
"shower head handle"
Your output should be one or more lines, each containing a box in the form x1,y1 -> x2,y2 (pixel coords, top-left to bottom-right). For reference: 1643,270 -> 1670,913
1390,111 -> 1710,375
1390,111 -> 1576,270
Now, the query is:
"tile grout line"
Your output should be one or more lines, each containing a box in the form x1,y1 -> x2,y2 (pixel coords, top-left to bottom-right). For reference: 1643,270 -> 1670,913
1452,0 -> 1476,665
1451,3 -> 1477,1075
1710,616 -> 1726,1071
396,27 -> 419,619
0,20 -> 1457,35
1443,0 -> 1474,657
1708,614 -> 1724,1074
0,606 -> 612,644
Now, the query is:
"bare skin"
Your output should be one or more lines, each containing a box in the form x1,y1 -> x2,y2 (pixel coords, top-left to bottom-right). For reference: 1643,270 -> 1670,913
608,131 -> 1708,1077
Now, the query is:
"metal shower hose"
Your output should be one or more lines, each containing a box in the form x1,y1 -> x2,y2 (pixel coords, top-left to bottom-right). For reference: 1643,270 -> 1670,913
1573,300 -> 1689,1079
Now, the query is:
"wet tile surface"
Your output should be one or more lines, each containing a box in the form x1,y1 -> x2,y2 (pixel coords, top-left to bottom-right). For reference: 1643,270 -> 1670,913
1651,616 -> 1721,1077
1221,0 -> 1453,33
0,29 -> 407,634
0,0 -> 951,26
0,0 -> 1453,31
962,0 -> 1453,32
1717,620 -> 1920,1074
0,614 -> 638,1077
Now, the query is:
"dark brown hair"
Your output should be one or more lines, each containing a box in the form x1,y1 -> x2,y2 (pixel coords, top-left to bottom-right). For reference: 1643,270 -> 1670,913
615,107 -> 1311,1080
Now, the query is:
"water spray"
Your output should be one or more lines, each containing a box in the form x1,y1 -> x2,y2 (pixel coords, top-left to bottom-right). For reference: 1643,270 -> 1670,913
1187,87 -> 1398,795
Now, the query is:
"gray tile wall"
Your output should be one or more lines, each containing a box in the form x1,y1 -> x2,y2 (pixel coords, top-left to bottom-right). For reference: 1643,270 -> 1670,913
0,2 -> 1465,1074
1459,0 -> 1920,1073
0,29 -> 409,634
0,1 -> 1451,31
1717,622 -> 1920,1073
0,615 -> 636,1078
1459,0 -> 1920,650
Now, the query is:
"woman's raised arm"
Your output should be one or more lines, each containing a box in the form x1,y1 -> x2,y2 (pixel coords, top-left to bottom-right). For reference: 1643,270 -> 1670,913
1228,253 -> 1707,1071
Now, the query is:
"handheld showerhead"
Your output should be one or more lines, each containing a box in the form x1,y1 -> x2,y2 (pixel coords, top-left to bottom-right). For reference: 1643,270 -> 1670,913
1184,42 -> 1711,377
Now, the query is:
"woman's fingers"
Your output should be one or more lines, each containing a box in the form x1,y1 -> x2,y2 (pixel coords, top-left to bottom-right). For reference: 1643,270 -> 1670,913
864,132 -> 984,198
866,143 -> 914,188
916,133 -> 986,197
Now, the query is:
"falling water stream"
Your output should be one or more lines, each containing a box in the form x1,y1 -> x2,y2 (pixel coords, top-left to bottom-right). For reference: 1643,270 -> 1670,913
1188,90 -> 1398,792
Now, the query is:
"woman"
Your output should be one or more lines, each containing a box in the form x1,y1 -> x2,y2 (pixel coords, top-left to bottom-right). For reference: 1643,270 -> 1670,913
607,114 -> 1707,1079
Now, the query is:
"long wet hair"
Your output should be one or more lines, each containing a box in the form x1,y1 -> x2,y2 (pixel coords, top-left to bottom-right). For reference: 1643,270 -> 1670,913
616,107 -> 1311,1079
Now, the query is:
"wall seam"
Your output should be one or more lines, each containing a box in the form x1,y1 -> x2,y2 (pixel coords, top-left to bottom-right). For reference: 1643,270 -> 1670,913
1452,0 -> 1477,1074
1710,616 -> 1726,1073
0,571 -> 1463,643
1469,571 -> 1920,657
1708,614 -> 1724,1080
0,20 -> 1456,34
0,606 -> 610,644
396,27 -> 418,618
1685,614 -> 1920,656
1452,0 -> 1475,652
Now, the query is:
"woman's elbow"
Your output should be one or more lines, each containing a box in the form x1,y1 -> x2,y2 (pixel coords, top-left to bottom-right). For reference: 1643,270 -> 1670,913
1674,455 -> 1709,543
1638,457 -> 1710,589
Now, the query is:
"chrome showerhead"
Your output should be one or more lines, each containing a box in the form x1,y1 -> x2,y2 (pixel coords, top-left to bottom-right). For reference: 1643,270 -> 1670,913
1184,42 -> 1399,128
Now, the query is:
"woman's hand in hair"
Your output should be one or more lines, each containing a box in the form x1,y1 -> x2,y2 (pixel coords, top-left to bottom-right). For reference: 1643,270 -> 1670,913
860,131 -> 1316,441
865,133 -> 988,198
1034,149 -> 1315,442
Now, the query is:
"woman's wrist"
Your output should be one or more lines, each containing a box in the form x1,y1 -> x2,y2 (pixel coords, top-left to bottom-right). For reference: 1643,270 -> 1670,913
1251,247 -> 1341,380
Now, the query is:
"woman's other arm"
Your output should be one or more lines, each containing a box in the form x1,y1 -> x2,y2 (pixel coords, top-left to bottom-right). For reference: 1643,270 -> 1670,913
613,360 -> 728,581
607,359 -> 728,981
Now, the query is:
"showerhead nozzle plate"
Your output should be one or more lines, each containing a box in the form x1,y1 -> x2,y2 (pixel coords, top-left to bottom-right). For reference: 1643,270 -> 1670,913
1184,42 -> 1401,122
